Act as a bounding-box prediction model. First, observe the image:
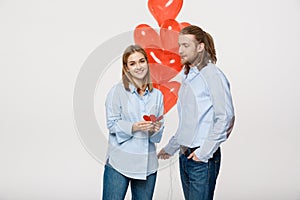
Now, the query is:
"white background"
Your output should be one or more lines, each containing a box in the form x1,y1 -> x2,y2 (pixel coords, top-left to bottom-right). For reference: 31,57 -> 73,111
1,0 -> 300,199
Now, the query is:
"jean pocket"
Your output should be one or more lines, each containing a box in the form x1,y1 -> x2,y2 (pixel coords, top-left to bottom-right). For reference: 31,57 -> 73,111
191,158 -> 204,163
190,158 -> 207,166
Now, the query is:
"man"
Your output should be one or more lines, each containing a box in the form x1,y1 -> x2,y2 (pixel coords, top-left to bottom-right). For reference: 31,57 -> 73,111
158,25 -> 235,200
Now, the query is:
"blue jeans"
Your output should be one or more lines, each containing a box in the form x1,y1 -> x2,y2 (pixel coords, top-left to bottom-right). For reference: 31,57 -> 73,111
179,147 -> 221,200
102,164 -> 157,200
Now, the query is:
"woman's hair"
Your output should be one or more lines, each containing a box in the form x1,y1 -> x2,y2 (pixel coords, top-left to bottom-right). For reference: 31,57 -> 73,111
122,44 -> 153,92
180,25 -> 217,75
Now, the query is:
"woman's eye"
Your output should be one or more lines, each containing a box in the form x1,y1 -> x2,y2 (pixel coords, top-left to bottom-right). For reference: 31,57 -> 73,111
128,63 -> 135,66
140,60 -> 146,64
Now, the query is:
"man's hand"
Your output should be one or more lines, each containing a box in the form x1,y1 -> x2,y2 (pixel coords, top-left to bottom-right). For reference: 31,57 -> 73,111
157,149 -> 171,160
187,151 -> 202,162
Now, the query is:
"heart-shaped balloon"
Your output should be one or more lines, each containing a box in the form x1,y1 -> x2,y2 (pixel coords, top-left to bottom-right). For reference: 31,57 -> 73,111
146,47 -> 182,83
180,22 -> 191,29
160,19 -> 181,53
134,24 -> 162,48
134,21 -> 190,50
133,20 -> 190,114
148,0 -> 183,27
153,81 -> 181,114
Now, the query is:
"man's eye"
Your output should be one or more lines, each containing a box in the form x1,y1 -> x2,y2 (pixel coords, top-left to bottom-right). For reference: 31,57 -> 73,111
179,44 -> 189,48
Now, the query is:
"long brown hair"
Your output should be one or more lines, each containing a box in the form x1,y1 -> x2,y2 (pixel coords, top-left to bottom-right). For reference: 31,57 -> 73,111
180,25 -> 217,75
122,45 -> 153,92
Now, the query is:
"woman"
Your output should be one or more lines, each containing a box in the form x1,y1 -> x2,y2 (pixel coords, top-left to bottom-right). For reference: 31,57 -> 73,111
102,45 -> 164,200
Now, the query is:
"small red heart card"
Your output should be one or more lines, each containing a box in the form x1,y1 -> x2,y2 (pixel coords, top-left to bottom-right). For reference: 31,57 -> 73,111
143,114 -> 164,122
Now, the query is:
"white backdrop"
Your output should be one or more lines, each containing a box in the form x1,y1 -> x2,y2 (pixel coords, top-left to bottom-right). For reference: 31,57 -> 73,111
1,0 -> 300,199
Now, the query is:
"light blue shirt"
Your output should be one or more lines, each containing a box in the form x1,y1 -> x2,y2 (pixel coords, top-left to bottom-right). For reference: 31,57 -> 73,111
105,82 -> 164,180
164,63 -> 235,162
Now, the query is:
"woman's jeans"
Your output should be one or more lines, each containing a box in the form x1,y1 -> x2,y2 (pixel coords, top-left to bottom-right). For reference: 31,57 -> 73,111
179,147 -> 221,200
102,164 -> 157,200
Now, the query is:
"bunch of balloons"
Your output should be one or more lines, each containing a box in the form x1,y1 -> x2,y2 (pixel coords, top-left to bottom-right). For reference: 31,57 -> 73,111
134,0 -> 190,114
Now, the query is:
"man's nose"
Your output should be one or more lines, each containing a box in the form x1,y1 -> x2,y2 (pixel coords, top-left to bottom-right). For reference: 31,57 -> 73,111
178,46 -> 183,55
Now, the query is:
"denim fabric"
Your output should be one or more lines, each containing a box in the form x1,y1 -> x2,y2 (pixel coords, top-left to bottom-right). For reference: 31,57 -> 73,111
102,164 -> 157,200
179,147 -> 221,200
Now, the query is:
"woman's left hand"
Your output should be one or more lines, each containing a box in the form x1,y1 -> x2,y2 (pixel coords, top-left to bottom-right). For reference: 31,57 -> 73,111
152,121 -> 162,132
148,122 -> 162,135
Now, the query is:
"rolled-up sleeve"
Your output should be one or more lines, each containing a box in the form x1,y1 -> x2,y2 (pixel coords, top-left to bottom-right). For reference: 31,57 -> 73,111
149,126 -> 163,143
105,86 -> 133,144
164,136 -> 180,155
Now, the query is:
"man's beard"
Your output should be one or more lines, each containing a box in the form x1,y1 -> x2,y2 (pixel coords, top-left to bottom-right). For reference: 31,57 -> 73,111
180,57 -> 191,66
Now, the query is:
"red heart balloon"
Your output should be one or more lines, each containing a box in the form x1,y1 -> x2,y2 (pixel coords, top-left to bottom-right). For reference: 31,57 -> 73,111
153,81 -> 181,114
148,0 -> 183,27
133,21 -> 191,114
146,48 -> 182,83
180,22 -> 191,29
134,24 -> 162,48
160,19 -> 181,53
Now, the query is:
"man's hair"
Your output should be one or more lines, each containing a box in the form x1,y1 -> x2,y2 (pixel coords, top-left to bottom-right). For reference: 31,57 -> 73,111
180,25 -> 217,74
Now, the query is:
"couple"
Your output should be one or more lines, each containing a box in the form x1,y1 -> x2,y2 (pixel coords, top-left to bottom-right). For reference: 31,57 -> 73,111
102,25 -> 235,200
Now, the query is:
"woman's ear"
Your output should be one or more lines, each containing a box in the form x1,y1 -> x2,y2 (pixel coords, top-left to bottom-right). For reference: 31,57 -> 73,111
197,42 -> 205,52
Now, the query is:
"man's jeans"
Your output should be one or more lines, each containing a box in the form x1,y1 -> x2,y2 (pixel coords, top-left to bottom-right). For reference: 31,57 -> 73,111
102,164 -> 157,200
179,147 -> 221,200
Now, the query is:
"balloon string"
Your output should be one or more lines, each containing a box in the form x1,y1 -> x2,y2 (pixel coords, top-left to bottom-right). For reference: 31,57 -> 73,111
168,158 -> 173,199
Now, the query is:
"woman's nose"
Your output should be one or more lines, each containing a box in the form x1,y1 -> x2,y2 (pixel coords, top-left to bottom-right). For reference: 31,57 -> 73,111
135,63 -> 142,69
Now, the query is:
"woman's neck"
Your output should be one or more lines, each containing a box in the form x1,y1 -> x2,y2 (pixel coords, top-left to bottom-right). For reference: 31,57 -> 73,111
137,87 -> 146,96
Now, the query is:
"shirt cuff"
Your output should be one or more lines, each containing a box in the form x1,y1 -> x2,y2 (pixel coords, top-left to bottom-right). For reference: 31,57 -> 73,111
149,126 -> 164,143
115,121 -> 133,144
163,136 -> 180,155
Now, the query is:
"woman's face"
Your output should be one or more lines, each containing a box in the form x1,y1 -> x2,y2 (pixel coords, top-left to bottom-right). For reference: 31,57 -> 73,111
126,52 -> 148,84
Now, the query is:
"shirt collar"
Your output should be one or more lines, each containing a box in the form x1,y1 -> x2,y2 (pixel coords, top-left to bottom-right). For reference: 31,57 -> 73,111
129,83 -> 149,95
190,66 -> 200,74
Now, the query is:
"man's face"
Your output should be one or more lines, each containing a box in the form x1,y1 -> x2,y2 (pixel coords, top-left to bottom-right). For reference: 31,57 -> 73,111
178,34 -> 200,66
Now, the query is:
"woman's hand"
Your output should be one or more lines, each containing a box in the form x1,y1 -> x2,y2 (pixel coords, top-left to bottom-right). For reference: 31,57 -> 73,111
151,121 -> 162,132
132,121 -> 153,132
148,121 -> 162,135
